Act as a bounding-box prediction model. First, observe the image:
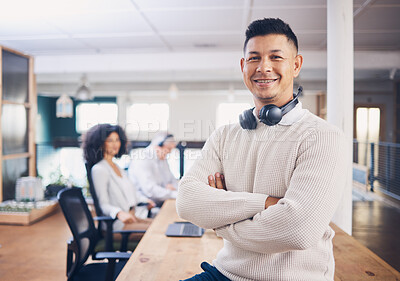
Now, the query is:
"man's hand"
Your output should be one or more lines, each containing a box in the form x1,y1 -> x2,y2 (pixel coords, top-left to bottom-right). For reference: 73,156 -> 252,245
208,172 -> 226,190
265,196 -> 281,209
207,172 -> 280,209
147,199 -> 156,210
166,184 -> 176,191
117,211 -> 138,224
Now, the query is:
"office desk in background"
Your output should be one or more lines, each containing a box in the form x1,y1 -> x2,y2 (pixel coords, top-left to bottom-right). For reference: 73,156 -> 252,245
116,199 -> 223,281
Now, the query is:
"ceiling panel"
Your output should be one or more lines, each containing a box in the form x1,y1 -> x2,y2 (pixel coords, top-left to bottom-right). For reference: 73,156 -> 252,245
48,10 -> 152,35
2,38 -> 90,53
372,0 -> 400,4
59,0 -> 135,13
0,0 -> 135,21
353,0 -> 368,5
78,35 -> 166,50
254,0 -> 326,6
134,0 -> 244,10
0,19 -> 62,37
165,33 -> 243,51
250,7 -> 327,31
144,9 -> 243,33
0,0 -> 398,90
354,6 -> 400,30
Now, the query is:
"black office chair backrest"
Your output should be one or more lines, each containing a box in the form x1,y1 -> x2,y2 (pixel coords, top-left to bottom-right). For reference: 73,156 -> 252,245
58,187 -> 98,276
85,163 -> 104,218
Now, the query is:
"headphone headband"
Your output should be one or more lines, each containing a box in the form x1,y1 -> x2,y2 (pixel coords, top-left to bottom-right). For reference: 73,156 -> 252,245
239,86 -> 303,129
158,134 -> 174,147
280,86 -> 302,114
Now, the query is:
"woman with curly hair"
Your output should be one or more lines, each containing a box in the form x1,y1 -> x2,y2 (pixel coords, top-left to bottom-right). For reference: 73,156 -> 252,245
83,123 -> 153,234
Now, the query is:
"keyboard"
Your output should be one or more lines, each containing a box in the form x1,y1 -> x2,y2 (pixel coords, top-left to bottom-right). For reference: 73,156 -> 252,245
180,223 -> 202,236
165,222 -> 205,237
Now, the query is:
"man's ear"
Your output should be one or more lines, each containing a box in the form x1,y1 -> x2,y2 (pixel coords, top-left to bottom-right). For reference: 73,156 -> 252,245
240,57 -> 245,72
293,54 -> 303,78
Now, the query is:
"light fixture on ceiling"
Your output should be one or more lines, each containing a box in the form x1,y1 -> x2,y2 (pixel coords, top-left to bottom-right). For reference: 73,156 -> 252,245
75,74 -> 92,101
169,83 -> 178,100
56,94 -> 73,118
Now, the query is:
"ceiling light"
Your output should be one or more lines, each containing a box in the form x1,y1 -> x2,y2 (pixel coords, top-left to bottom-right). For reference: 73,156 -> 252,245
169,83 -> 178,100
56,94 -> 73,118
75,74 -> 92,101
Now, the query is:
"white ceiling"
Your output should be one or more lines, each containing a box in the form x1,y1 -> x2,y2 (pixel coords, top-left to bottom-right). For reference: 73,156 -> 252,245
0,0 -> 399,96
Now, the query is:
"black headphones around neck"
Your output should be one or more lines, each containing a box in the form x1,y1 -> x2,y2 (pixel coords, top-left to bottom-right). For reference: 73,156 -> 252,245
158,134 -> 174,147
239,86 -> 303,129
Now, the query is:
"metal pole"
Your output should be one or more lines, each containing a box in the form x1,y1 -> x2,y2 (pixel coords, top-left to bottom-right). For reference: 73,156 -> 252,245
386,145 -> 391,192
369,142 -> 375,192
178,142 -> 186,179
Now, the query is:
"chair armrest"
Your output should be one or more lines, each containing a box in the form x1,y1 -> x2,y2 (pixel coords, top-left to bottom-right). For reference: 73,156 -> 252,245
94,251 -> 131,260
114,230 -> 146,234
114,229 -> 146,252
95,251 -> 132,281
66,238 -> 79,279
137,202 -> 149,207
94,216 -> 115,222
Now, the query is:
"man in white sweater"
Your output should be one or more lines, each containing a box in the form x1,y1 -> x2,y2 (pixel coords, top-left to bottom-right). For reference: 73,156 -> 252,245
177,18 -> 348,281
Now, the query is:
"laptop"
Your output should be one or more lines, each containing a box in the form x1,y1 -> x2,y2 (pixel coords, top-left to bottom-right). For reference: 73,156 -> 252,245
165,222 -> 205,237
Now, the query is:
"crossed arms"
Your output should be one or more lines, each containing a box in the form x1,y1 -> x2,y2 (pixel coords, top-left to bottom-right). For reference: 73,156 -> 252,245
176,126 -> 348,254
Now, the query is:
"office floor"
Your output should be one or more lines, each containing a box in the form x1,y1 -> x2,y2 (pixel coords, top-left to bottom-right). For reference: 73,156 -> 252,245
0,208 -> 70,281
352,187 -> 400,272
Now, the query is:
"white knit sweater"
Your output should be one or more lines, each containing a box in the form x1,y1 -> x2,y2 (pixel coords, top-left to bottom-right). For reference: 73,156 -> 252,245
177,102 -> 348,281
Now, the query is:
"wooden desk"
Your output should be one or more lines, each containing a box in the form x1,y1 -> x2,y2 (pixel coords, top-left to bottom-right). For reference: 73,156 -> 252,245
117,199 -> 223,281
117,200 -> 400,281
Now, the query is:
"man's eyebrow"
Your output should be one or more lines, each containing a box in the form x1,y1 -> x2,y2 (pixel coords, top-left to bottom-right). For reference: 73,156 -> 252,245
246,50 -> 284,55
247,51 -> 260,55
269,49 -> 284,53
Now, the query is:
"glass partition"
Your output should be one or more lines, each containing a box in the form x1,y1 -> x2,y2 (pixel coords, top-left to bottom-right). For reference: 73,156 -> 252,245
1,104 -> 28,155
1,50 -> 29,103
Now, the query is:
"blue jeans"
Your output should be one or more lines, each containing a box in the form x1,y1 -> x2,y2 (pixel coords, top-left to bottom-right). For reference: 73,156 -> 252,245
181,262 -> 231,281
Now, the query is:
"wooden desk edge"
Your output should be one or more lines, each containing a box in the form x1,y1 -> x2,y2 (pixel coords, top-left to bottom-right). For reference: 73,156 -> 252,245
331,223 -> 400,279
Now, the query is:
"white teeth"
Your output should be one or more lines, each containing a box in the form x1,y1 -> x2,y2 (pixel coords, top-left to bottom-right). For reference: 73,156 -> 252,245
256,79 -> 275,83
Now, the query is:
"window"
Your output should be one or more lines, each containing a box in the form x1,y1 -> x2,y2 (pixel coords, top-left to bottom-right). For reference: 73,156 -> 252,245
126,103 -> 169,139
216,103 -> 251,128
355,107 -> 381,168
76,103 -> 118,133
356,107 -> 380,143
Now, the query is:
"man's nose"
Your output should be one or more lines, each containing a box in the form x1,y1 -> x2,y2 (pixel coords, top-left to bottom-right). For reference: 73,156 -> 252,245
256,58 -> 272,72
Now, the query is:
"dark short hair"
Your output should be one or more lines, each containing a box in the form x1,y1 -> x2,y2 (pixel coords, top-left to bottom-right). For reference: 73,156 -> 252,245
82,124 -> 128,168
244,18 -> 298,53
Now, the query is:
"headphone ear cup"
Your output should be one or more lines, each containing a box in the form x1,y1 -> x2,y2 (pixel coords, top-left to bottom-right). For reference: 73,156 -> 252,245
259,105 -> 282,126
239,109 -> 257,130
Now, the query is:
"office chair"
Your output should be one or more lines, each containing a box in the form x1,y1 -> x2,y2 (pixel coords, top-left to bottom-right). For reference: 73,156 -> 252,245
57,187 -> 131,281
85,163 -> 148,252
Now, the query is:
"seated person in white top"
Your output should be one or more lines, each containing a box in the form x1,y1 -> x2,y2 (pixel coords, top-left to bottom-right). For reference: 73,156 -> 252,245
128,132 -> 178,206
83,124 -> 154,238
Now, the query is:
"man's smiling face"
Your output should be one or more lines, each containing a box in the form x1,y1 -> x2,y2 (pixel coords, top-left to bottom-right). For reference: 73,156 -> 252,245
241,34 -> 303,108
